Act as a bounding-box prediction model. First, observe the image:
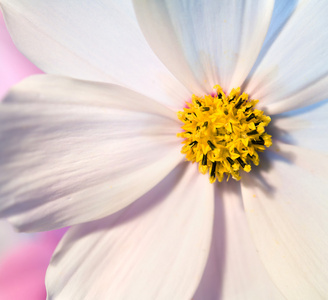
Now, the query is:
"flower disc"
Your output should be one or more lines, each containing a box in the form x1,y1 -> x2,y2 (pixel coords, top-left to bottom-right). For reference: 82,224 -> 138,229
177,85 -> 272,183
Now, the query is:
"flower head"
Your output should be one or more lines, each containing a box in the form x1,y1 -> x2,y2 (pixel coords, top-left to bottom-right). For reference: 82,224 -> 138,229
0,1 -> 327,299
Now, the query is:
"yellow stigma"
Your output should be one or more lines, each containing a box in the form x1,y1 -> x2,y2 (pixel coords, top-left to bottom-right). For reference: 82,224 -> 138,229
177,85 -> 272,183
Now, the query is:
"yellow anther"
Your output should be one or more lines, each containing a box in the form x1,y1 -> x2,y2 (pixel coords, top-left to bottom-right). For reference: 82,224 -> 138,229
177,85 -> 272,183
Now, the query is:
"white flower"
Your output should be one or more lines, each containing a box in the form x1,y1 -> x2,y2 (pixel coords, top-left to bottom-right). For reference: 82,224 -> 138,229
0,0 -> 328,299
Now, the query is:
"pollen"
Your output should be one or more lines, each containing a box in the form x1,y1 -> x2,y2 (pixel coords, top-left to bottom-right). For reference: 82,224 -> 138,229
177,85 -> 272,183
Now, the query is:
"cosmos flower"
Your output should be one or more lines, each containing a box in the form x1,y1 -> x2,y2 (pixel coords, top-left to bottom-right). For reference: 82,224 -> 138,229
0,0 -> 327,299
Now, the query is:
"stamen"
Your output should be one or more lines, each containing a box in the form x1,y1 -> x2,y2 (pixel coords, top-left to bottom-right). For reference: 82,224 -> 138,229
227,157 -> 234,166
252,139 -> 265,145
189,141 -> 198,148
235,98 -> 244,109
207,140 -> 216,150
202,154 -> 207,166
177,85 -> 272,183
247,130 -> 259,136
246,113 -> 255,122
237,157 -> 246,168
210,162 -> 217,177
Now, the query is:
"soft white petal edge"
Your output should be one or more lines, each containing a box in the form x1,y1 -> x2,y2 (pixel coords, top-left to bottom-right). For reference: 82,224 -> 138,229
46,163 -> 214,300
194,180 -> 284,300
0,0 -> 190,108
241,141 -> 328,299
244,0 -> 328,114
0,75 -> 183,231
133,0 -> 274,94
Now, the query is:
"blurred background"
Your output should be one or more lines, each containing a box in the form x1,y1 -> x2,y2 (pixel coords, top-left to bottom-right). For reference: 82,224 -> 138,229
0,10 -> 65,300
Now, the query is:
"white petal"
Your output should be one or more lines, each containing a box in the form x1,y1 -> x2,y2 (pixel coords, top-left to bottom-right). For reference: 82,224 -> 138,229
272,100 -> 328,153
244,0 -> 328,114
133,0 -> 274,94
260,0 -> 299,50
46,163 -> 214,300
0,75 -> 182,231
246,0 -> 299,77
241,141 -> 328,299
193,180 -> 284,300
0,0 -> 189,108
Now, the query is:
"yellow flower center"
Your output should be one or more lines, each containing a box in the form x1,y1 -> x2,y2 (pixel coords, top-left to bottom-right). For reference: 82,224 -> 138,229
177,85 -> 272,183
